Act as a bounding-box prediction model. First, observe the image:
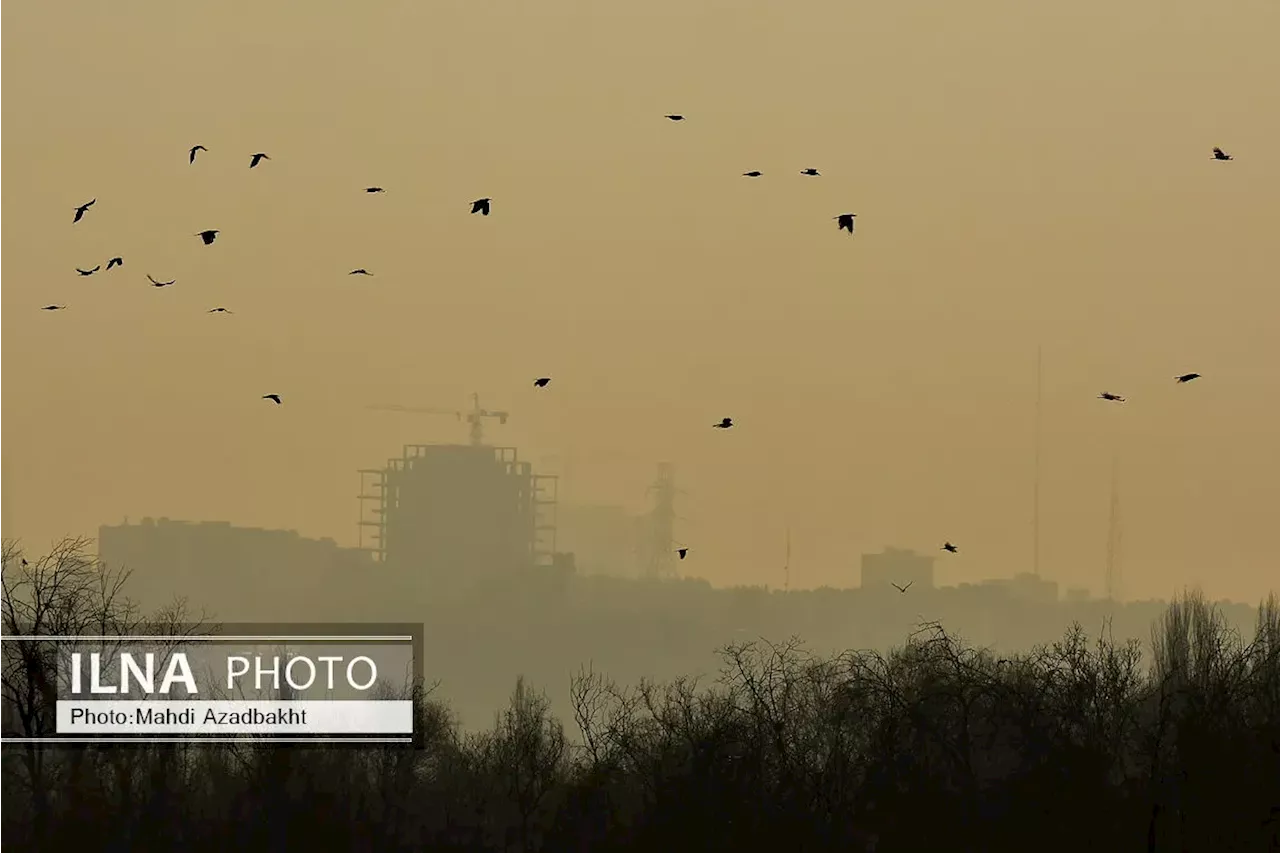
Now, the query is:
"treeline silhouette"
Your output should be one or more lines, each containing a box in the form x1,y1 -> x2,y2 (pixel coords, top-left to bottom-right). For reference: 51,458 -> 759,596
3,538 -> 1278,852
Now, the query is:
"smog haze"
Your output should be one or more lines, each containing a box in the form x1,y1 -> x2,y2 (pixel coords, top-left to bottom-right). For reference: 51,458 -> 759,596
4,0 -> 1279,603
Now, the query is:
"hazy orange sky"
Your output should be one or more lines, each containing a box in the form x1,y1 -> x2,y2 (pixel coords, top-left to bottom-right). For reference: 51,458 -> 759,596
3,0 -> 1278,603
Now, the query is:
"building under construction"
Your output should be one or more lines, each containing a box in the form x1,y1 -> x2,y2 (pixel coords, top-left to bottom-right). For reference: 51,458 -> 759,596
358,395 -> 558,579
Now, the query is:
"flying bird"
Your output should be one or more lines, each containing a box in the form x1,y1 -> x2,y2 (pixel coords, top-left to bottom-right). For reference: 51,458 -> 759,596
41,305 -> 67,311
189,145 -> 207,164
365,187 -> 385,193
892,581 -> 913,594
1211,147 -> 1233,161
471,198 -> 491,216
76,266 -> 100,276
147,274 -> 176,287
664,114 -> 685,121
677,548 -> 688,560
1098,392 -> 1126,402
800,168 -> 820,176
743,171 -> 763,177
942,542 -> 958,554
106,256 -> 123,270
349,269 -> 373,276
263,394 -> 282,405
713,417 -> 734,429
835,213 -> 857,234
208,307 -> 233,313
533,377 -> 551,387
73,199 -> 95,223
249,153 -> 271,168
1175,373 -> 1201,384
196,230 -> 219,245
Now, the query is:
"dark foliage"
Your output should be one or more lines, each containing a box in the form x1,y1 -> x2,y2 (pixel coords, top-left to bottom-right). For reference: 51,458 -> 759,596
4,539 -> 1278,852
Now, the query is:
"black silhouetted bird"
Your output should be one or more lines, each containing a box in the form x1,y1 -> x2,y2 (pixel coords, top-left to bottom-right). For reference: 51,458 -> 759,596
743,171 -> 763,177
365,187 -> 385,193
208,307 -> 232,313
106,257 -> 123,270
148,274 -> 176,287
892,581 -> 913,594
942,542 -> 958,553
835,213 -> 857,234
249,153 -> 270,168
189,145 -> 207,164
1098,392 -> 1125,402
533,377 -> 551,387
713,417 -> 734,429
665,114 -> 685,121
471,198 -> 491,216
1175,373 -> 1201,384
73,199 -> 95,223
1211,147 -> 1233,161
76,266 -> 100,276
42,305 -> 67,311
196,230 -> 219,245
800,168 -> 820,176
677,548 -> 688,560
263,394 -> 282,405
349,269 -> 372,276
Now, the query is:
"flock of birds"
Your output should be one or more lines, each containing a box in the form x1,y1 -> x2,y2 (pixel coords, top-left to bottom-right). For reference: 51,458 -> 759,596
43,133 -> 1238,575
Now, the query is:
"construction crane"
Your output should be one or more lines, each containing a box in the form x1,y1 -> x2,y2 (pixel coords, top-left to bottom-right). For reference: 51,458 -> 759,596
367,393 -> 509,446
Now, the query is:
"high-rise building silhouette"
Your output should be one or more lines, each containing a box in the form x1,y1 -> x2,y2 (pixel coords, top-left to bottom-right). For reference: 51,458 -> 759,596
860,547 -> 936,591
94,518 -> 374,622
357,397 -> 557,579
359,444 -> 558,574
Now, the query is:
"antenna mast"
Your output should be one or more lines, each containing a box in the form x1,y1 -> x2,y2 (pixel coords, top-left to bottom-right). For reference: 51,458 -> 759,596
1104,455 -> 1123,601
1033,345 -> 1043,577
784,526 -> 792,591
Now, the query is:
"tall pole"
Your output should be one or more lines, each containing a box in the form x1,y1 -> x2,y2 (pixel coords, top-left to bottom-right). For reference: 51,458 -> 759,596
1033,345 -> 1043,577
784,526 -> 791,591
644,463 -> 677,580
0,462 -> 11,543
1105,454 -> 1122,601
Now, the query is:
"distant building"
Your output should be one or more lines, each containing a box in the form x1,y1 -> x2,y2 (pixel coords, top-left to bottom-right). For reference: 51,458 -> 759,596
97,518 -> 374,618
981,572 -> 1059,604
1064,586 -> 1091,603
358,444 -> 557,583
860,547 -> 935,591
556,504 -> 640,578
1011,572 -> 1059,603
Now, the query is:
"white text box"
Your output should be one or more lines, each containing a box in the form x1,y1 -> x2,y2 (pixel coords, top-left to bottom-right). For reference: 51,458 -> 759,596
56,700 -> 413,734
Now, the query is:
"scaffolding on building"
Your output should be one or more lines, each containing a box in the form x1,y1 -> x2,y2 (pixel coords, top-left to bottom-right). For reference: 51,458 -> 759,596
358,443 -> 557,569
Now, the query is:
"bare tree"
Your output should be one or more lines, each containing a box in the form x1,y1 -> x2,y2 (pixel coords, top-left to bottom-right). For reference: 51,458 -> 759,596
2,537 -> 208,847
478,676 -> 568,853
